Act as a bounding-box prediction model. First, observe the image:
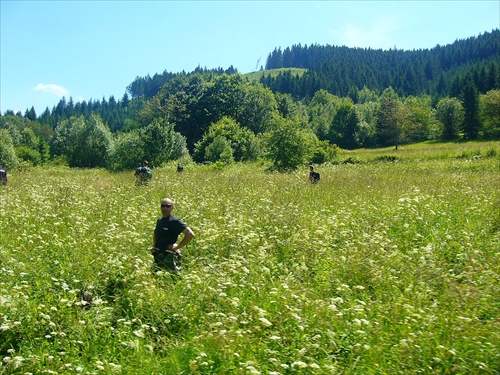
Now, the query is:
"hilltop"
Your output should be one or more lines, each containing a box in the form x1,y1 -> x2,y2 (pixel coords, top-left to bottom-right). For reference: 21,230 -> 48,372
244,68 -> 307,83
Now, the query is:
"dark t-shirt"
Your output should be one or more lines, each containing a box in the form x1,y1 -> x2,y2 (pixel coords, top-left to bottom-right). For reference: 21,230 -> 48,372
154,214 -> 187,251
309,170 -> 320,182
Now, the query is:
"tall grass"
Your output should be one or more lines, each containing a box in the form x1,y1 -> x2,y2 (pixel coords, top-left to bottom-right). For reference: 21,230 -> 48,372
1,141 -> 499,374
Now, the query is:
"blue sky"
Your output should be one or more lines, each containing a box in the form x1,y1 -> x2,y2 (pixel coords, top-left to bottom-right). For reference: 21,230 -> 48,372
1,1 -> 499,116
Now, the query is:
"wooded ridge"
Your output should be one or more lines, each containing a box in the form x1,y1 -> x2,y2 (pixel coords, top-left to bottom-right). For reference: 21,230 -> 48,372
1,29 -> 498,171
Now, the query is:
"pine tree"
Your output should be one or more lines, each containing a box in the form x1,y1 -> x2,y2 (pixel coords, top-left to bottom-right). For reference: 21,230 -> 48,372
25,106 -> 37,121
461,80 -> 482,139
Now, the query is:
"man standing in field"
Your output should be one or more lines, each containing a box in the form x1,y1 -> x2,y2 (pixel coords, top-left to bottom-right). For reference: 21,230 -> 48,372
0,165 -> 7,185
309,164 -> 320,183
151,198 -> 195,273
135,161 -> 152,186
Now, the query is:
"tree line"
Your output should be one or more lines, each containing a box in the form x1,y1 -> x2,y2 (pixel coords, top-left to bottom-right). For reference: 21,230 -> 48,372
1,30 -> 499,172
262,29 -> 499,99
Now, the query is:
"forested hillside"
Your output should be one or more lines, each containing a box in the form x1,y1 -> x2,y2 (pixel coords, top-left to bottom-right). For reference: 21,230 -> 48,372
1,30 -> 499,172
262,29 -> 500,98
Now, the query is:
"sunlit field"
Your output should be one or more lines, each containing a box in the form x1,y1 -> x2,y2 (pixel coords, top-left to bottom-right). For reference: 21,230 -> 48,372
1,141 -> 499,374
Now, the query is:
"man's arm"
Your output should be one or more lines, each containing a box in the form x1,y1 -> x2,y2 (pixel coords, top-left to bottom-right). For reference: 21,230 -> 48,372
170,227 -> 195,252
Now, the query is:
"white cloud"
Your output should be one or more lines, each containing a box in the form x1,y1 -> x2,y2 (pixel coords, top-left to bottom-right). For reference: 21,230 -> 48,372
330,16 -> 403,49
33,83 -> 69,97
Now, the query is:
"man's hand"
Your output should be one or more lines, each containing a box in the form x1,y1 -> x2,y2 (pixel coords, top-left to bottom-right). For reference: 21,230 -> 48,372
167,244 -> 182,258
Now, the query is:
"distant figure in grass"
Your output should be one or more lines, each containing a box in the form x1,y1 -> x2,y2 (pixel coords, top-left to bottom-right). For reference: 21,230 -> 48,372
134,161 -> 152,186
134,163 -> 142,182
0,165 -> 7,185
151,198 -> 195,274
177,163 -> 184,173
309,164 -> 320,184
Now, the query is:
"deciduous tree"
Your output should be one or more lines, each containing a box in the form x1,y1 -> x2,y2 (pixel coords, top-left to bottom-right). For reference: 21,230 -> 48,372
108,131 -> 145,171
0,129 -> 19,169
435,97 -> 464,140
479,89 -> 500,138
266,116 -> 317,171
53,115 -> 112,168
140,117 -> 176,167
193,117 -> 260,163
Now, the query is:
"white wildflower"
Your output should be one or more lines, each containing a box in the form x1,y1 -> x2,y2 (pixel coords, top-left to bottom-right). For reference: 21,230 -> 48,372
246,366 -> 261,375
258,317 -> 273,327
133,329 -> 144,338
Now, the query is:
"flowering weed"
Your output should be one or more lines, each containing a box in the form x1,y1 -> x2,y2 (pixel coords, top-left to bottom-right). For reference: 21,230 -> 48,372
0,143 -> 499,374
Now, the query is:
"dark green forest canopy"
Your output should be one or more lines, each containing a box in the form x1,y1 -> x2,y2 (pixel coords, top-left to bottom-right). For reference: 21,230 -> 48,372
5,29 -> 498,130
262,29 -> 500,98
1,29 -> 499,171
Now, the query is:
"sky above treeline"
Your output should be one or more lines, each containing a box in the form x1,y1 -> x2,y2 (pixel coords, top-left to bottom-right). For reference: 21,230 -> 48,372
1,1 -> 499,115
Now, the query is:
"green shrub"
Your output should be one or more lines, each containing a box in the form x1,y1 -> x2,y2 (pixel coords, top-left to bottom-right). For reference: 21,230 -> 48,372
15,145 -> 42,166
341,156 -> 362,164
373,155 -> 402,163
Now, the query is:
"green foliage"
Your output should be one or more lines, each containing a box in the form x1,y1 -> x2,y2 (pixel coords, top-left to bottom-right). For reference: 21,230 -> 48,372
402,95 -> 439,142
356,86 -> 379,103
266,116 -> 317,171
19,127 -> 39,149
0,115 -> 24,145
311,140 -> 338,164
15,145 -> 42,166
204,135 -> 234,165
0,115 -> 53,167
108,130 -> 145,171
308,90 -> 344,141
341,155 -> 362,164
2,31 -> 498,173
462,79 -> 482,139
264,30 -> 500,99
139,117 -> 179,167
169,131 -> 189,161
274,92 -> 308,125
109,118 -> 188,171
138,73 -> 279,150
53,115 -> 112,168
354,101 -> 379,146
38,140 -> 50,164
0,128 -> 19,169
329,100 -> 366,149
236,84 -> 278,134
193,116 -> 260,163
376,97 -> 404,148
435,97 -> 465,140
480,89 -> 500,138
373,154 -> 402,163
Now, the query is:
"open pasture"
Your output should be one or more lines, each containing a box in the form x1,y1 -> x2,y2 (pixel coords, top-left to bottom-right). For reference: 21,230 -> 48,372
1,142 -> 499,374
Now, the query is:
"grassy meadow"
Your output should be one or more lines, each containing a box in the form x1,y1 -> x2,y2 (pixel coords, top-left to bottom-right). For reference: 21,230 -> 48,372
245,68 -> 308,82
1,141 -> 499,374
